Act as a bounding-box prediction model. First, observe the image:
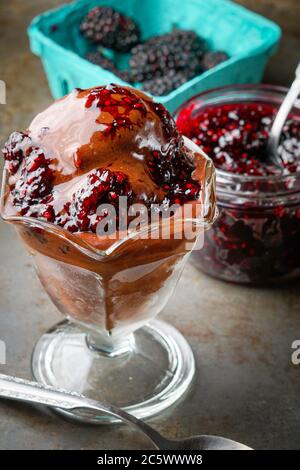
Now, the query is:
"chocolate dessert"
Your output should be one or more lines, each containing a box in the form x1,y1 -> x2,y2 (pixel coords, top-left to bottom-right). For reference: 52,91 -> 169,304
2,85 -> 216,335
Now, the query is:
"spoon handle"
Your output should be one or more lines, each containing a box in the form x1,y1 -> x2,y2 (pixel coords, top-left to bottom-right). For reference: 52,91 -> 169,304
0,373 -> 87,409
268,62 -> 300,157
0,373 -> 164,449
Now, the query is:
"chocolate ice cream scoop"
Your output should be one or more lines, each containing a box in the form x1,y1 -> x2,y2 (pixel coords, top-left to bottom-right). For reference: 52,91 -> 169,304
3,85 -> 201,236
1,86 -> 216,332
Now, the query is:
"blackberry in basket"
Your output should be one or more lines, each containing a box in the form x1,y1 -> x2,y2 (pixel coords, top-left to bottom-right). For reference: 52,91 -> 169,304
80,6 -> 140,52
142,70 -> 195,96
201,51 -> 229,70
130,30 -> 206,82
86,52 -> 132,82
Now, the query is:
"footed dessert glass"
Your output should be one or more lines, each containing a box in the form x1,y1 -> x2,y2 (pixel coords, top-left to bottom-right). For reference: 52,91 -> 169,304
1,139 -> 217,423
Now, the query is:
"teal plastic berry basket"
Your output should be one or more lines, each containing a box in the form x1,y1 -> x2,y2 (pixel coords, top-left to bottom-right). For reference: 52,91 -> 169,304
28,0 -> 281,112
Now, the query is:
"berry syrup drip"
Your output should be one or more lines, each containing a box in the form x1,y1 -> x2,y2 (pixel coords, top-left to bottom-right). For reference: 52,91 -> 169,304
176,102 -> 300,176
2,86 -> 201,234
149,102 -> 178,141
81,85 -> 147,135
147,145 -> 199,205
146,101 -> 200,205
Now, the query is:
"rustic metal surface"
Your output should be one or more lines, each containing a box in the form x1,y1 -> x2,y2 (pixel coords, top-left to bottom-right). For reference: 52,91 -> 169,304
0,0 -> 300,450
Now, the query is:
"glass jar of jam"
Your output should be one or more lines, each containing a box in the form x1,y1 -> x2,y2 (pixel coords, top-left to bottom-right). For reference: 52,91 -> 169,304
176,85 -> 300,284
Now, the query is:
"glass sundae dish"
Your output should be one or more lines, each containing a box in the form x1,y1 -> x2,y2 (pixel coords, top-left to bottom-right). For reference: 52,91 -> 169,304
1,85 -> 217,422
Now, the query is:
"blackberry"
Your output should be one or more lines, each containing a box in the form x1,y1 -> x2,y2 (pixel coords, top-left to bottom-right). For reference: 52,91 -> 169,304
11,146 -> 54,210
80,6 -> 140,52
69,168 -> 133,233
113,15 -> 140,52
86,52 -> 132,83
201,51 -> 229,70
147,141 -> 200,206
130,30 -> 205,82
142,70 -> 195,96
2,131 -> 31,175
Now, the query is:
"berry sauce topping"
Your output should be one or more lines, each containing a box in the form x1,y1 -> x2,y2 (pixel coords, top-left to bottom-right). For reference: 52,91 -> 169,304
3,132 -> 54,218
2,131 -> 32,175
81,85 -> 147,135
176,102 -> 300,176
2,86 -> 201,234
67,169 -> 133,233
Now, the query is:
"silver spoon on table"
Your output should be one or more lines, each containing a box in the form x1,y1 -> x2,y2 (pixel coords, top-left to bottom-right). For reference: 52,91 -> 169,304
267,62 -> 300,164
0,373 -> 251,450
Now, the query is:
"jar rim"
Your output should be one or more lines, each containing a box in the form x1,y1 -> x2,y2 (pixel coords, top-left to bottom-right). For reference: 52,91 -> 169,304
174,83 -> 300,185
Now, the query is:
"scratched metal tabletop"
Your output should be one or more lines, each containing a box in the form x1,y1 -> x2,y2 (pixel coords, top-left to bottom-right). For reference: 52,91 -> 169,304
0,0 -> 299,450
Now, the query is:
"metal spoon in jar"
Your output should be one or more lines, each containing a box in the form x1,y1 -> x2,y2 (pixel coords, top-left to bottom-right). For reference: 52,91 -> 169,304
267,62 -> 300,164
0,373 -> 251,450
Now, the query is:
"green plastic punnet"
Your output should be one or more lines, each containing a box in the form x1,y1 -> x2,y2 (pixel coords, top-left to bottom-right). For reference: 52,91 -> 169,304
28,0 -> 281,112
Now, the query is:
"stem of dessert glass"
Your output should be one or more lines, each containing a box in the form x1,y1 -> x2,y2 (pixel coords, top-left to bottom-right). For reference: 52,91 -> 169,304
86,330 -> 135,358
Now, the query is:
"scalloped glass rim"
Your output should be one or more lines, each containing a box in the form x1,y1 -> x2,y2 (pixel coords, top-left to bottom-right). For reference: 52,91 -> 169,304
0,137 -> 217,260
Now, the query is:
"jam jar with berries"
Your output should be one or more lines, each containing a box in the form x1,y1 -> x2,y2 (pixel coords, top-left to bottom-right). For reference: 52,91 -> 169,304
176,85 -> 300,284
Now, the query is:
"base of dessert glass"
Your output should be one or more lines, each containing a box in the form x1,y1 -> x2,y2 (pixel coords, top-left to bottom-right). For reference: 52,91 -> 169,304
31,319 -> 195,423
